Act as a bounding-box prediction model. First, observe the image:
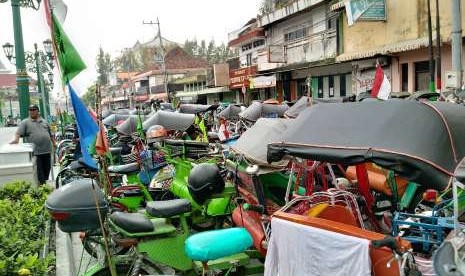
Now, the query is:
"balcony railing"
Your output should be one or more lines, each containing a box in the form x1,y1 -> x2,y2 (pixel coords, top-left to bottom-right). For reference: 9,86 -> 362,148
257,29 -> 337,71
257,0 -> 326,27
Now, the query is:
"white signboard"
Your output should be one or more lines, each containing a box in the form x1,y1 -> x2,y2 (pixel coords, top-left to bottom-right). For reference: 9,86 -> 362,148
354,66 -> 391,95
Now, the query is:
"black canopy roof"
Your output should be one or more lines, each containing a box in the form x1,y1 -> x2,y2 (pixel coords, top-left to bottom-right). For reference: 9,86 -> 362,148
268,100 -> 465,191
179,104 -> 218,114
115,116 -> 138,136
217,105 -> 243,119
142,110 -> 195,131
239,101 -> 288,122
284,96 -> 311,118
102,114 -> 136,127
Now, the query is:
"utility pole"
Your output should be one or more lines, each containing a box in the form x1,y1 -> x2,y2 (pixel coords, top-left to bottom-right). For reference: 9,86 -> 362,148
427,0 -> 435,92
123,48 -> 134,109
435,0 -> 441,95
143,18 -> 169,102
451,0 -> 463,88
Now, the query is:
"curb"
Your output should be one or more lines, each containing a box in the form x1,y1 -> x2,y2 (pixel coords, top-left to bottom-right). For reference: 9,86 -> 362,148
55,223 -> 75,276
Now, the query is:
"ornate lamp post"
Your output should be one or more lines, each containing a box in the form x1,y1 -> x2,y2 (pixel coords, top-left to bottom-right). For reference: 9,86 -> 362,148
1,0 -> 42,119
3,40 -> 55,120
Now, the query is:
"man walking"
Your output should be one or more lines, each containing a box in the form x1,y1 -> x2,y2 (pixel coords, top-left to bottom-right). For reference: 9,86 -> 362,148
10,105 -> 53,185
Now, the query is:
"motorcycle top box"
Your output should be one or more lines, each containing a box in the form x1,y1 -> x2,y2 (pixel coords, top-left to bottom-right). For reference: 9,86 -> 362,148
45,178 -> 108,233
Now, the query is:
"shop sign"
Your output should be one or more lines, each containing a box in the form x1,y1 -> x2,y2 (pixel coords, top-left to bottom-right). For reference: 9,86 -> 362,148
229,66 -> 257,89
250,75 -> 276,89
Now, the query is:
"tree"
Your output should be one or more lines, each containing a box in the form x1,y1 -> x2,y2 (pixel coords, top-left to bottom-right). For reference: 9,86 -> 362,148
82,84 -> 96,109
114,49 -> 141,72
199,40 -> 207,59
96,47 -> 113,86
206,40 -> 216,63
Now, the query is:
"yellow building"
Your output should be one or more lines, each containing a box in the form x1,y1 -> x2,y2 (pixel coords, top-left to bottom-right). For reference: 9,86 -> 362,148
333,0 -> 465,94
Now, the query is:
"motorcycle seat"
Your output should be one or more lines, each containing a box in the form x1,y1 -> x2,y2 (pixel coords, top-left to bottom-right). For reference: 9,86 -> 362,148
110,212 -> 154,233
108,162 -> 140,174
185,228 -> 253,262
67,160 -> 82,170
145,199 -> 191,218
78,158 -> 98,172
109,147 -> 123,156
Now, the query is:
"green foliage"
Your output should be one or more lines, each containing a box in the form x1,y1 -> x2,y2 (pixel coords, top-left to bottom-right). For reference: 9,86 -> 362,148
182,38 -> 235,65
82,84 -> 97,109
96,47 -> 113,86
114,49 -> 141,72
0,181 -> 54,275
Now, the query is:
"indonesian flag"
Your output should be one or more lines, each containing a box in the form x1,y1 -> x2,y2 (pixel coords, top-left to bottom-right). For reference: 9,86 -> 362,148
371,65 -> 391,100
218,121 -> 230,142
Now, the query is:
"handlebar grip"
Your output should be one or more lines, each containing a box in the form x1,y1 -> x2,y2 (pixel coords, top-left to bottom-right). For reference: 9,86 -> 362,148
372,236 -> 400,254
243,203 -> 265,214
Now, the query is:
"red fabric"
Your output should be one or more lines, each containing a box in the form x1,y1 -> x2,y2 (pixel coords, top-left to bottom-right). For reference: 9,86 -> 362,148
89,108 -> 97,122
43,0 -> 52,27
371,65 -> 384,98
95,123 -> 109,156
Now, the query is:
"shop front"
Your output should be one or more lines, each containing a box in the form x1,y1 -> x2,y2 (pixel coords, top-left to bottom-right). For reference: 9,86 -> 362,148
229,66 -> 257,104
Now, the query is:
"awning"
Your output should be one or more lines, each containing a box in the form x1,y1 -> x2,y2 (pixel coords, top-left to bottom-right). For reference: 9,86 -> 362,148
250,75 -> 276,89
175,86 -> 230,97
336,37 -> 430,62
134,95 -> 149,102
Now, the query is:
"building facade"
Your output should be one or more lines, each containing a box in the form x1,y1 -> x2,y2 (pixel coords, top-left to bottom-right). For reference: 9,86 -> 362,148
255,0 -> 349,102
334,0 -> 465,94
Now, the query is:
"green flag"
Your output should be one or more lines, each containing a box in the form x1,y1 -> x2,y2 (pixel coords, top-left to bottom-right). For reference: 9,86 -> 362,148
52,13 -> 86,82
137,113 -> 145,139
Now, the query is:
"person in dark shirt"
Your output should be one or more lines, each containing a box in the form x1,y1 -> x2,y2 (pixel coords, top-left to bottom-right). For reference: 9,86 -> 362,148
10,105 -> 54,185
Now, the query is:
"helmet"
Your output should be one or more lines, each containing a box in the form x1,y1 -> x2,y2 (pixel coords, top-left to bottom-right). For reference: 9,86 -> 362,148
146,125 -> 167,142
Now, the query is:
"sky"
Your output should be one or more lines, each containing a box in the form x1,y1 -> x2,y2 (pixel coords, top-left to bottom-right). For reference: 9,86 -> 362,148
0,0 -> 262,98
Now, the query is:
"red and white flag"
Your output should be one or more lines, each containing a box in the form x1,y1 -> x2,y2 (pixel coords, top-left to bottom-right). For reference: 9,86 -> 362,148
371,65 -> 391,100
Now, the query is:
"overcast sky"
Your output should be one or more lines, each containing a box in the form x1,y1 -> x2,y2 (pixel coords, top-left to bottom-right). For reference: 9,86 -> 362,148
0,0 -> 262,96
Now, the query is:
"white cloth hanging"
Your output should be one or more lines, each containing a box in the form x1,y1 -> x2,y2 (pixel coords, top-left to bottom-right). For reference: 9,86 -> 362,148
264,217 -> 371,276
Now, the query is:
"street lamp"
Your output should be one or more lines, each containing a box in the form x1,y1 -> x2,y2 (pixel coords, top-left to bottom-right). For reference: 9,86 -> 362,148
3,41 -> 55,120
1,0 -> 43,119
2,43 -> 14,60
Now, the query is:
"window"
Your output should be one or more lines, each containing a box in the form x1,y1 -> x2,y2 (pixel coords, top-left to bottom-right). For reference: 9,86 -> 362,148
241,43 -> 252,52
297,79 -> 308,97
246,53 -> 252,66
284,27 -> 308,42
327,16 -> 337,30
253,39 -> 265,48
328,76 -> 334,97
415,61 -> 433,91
401,63 -> 408,91
340,74 -> 346,97
318,77 -> 323,98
